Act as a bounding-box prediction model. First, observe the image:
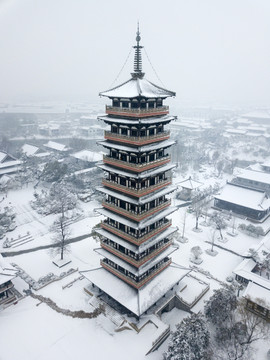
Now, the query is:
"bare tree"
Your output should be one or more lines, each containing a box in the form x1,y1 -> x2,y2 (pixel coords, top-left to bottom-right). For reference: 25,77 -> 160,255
51,213 -> 71,261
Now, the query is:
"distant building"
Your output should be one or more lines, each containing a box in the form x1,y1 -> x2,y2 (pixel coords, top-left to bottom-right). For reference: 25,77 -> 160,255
21,144 -> 50,158
233,168 -> 270,195
0,151 -> 21,177
214,183 -> 270,221
71,150 -> 103,166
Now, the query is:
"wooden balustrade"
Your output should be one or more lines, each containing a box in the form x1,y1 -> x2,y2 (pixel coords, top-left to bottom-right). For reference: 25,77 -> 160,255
102,178 -> 172,197
103,155 -> 171,172
101,239 -> 172,268
102,200 -> 171,221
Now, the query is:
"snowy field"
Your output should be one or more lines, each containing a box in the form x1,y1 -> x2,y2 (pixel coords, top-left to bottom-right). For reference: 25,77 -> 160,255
0,170 -> 270,360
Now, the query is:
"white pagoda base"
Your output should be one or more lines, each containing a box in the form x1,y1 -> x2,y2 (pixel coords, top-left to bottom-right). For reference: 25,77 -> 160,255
82,264 -> 190,317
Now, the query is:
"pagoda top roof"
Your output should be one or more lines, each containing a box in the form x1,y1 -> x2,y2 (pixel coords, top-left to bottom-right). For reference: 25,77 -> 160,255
99,77 -> 175,99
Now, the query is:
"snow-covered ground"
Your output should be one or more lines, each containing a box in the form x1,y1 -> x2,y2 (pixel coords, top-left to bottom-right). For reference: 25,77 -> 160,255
0,167 -> 270,359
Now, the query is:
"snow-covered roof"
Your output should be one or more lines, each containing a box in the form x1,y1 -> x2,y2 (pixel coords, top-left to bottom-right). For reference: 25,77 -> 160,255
97,163 -> 175,179
98,114 -> 176,125
225,129 -> 247,135
97,206 -> 178,229
71,150 -> 103,163
97,185 -> 176,205
0,160 -> 21,169
178,177 -> 203,190
0,152 -> 16,163
214,183 -> 270,211
43,141 -> 69,152
0,254 -> 17,286
243,282 -> 270,310
237,168 -> 270,185
99,77 -> 175,99
99,139 -> 175,153
82,263 -> 189,316
21,144 -> 39,156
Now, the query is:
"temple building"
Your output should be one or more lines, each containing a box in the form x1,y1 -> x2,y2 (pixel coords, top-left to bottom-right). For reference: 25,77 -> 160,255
84,27 -> 189,317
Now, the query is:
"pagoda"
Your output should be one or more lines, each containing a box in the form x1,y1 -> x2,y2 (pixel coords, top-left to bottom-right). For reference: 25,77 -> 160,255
85,26 -> 189,317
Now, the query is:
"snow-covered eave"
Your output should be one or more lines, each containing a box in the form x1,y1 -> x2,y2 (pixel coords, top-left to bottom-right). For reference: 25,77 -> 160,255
98,139 -> 175,153
95,246 -> 176,276
97,185 -> 177,205
98,114 -> 176,125
96,206 -> 178,229
96,226 -> 178,254
97,162 -> 176,179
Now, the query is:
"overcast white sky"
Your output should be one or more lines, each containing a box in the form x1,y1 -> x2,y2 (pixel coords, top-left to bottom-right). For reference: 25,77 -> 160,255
0,0 -> 270,107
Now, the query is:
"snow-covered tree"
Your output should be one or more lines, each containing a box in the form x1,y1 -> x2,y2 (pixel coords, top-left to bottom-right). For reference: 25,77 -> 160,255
204,287 -> 237,325
210,212 -> 227,240
190,246 -> 203,263
164,313 -> 211,360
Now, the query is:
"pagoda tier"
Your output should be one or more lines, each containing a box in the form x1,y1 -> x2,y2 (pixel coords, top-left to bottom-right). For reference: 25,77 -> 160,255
92,26 -> 183,304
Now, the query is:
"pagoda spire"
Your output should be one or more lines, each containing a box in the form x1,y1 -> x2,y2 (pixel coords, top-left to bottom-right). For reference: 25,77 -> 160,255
132,23 -> 144,79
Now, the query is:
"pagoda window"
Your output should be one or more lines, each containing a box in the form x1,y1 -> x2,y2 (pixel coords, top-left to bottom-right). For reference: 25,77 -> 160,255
141,127 -> 146,136
131,99 -> 139,109
120,177 -> 126,186
148,100 -> 155,109
112,99 -> 120,107
140,99 -> 146,109
111,125 -> 118,133
131,129 -> 138,137
121,101 -> 129,108
111,150 -> 117,159
150,177 -> 155,186
121,127 -> 128,135
157,98 -> 163,107
149,153 -> 155,161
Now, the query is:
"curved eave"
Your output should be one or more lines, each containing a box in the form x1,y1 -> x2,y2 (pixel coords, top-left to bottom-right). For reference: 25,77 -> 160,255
97,185 -> 177,205
96,206 -> 178,229
97,162 -> 176,179
98,114 -> 176,125
99,77 -> 175,99
98,139 -> 175,153
96,226 -> 178,254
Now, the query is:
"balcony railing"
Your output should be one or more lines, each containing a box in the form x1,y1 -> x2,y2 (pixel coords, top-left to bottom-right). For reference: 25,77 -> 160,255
103,155 -> 171,172
102,178 -> 172,197
106,105 -> 169,118
102,200 -> 171,221
104,131 -> 170,145
100,219 -> 172,245
101,258 -> 172,289
101,239 -> 172,268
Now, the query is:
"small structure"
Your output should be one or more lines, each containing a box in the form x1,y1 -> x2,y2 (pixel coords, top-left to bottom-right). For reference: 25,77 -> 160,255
177,176 -> 203,200
71,150 -> 103,166
214,183 -> 270,221
0,254 -> 17,307
244,282 -> 270,320
233,236 -> 270,320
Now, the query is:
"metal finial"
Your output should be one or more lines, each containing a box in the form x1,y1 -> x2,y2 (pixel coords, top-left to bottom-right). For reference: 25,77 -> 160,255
132,23 -> 144,78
